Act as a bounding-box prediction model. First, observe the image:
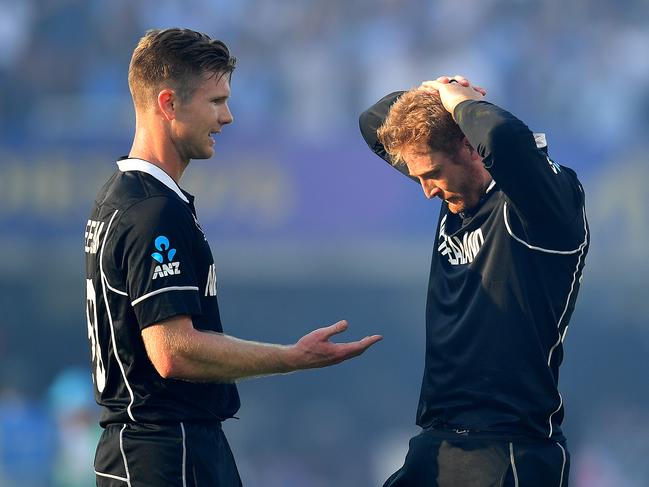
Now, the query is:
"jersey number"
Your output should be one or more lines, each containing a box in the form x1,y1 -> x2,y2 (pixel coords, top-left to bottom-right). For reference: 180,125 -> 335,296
86,279 -> 106,393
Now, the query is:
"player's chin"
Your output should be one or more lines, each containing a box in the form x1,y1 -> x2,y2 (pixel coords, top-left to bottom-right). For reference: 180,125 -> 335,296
192,146 -> 215,160
446,201 -> 464,214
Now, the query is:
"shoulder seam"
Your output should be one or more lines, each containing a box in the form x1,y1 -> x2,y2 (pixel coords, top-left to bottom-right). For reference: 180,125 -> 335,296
503,202 -> 588,255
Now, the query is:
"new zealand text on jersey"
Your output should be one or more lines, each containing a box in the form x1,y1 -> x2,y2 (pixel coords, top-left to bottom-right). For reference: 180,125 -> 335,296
437,215 -> 485,265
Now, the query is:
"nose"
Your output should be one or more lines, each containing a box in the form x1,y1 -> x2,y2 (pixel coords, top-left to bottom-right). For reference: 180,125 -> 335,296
420,179 -> 440,199
220,104 -> 234,126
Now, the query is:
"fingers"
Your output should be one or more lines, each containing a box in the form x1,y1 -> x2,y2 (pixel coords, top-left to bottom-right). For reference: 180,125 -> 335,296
433,75 -> 468,86
420,80 -> 444,93
336,334 -> 383,361
363,334 -> 384,345
301,321 -> 382,366
472,85 -> 487,96
356,334 -> 383,350
421,76 -> 487,96
320,319 -> 349,340
448,75 -> 470,87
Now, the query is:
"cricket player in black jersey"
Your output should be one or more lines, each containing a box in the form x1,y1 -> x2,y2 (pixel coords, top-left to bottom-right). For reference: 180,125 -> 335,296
359,76 -> 589,486
84,28 -> 382,486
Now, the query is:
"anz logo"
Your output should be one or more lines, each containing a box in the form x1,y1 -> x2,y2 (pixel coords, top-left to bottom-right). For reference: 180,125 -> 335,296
151,235 -> 181,280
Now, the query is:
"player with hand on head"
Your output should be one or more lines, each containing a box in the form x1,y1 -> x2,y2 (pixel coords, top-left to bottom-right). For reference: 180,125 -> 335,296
359,75 -> 589,486
84,28 -> 381,486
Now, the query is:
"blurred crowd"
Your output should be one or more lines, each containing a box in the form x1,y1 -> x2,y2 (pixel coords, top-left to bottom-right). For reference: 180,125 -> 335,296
2,0 -> 649,152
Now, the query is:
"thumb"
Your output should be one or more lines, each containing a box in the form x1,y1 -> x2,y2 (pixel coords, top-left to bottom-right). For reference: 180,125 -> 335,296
322,320 -> 349,339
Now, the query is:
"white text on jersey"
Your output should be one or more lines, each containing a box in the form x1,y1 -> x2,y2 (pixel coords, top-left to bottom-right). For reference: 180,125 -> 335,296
85,220 -> 105,254
438,215 -> 485,265
152,262 -> 181,279
205,263 -> 217,296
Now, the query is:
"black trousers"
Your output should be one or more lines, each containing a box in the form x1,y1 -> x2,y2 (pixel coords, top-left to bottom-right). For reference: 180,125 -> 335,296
384,430 -> 569,487
94,422 -> 242,486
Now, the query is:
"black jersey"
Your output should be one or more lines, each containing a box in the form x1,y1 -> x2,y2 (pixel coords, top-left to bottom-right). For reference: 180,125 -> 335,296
84,158 -> 240,427
360,95 -> 589,441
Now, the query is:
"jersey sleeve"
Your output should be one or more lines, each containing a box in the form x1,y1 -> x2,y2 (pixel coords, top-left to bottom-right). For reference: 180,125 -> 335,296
454,100 -> 584,228
112,196 -> 202,329
359,91 -> 418,183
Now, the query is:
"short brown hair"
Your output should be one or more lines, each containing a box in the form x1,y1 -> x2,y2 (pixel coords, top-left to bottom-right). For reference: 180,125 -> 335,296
128,28 -> 236,110
377,89 -> 465,165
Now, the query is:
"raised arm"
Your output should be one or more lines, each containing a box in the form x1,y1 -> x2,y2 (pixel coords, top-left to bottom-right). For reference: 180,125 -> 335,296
359,91 -> 418,182
142,316 -> 382,382
454,100 -> 583,227
422,78 -> 584,230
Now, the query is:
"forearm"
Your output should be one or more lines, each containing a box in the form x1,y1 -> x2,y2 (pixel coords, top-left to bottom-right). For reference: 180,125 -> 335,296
143,316 -> 381,383
454,100 -> 534,166
161,327 -> 297,383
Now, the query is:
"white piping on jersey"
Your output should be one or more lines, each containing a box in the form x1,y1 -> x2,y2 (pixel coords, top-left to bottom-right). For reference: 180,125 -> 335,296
117,158 -> 189,203
93,213 -> 127,296
105,280 -> 128,296
557,442 -> 567,487
509,442 -> 519,487
547,207 -> 590,366
548,393 -> 563,439
503,202 -> 589,438
95,471 -> 128,483
99,210 -> 137,422
486,179 -> 496,193
119,423 -> 132,487
131,286 -> 199,306
546,207 -> 589,438
181,422 -> 188,487
503,203 -> 586,254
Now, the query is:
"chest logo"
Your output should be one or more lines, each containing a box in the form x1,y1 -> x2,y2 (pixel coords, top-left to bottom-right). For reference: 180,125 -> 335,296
151,235 -> 181,279
438,215 -> 485,265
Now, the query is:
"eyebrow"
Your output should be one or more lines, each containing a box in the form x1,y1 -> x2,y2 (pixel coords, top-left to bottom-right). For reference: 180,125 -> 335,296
411,166 -> 442,178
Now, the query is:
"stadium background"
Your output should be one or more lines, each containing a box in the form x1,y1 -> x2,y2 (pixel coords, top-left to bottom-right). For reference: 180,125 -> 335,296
1,0 -> 648,485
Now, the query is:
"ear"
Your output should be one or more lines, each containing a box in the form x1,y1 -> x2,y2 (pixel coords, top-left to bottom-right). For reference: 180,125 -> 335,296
462,137 -> 479,160
157,89 -> 177,121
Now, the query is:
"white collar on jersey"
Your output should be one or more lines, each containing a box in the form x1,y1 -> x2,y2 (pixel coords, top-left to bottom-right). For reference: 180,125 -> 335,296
116,158 -> 189,203
485,179 -> 496,193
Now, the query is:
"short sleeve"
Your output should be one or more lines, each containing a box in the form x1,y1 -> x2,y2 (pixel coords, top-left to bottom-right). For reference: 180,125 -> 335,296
113,196 -> 202,329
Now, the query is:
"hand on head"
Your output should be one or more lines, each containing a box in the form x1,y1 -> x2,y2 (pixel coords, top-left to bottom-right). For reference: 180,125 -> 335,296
419,75 -> 486,117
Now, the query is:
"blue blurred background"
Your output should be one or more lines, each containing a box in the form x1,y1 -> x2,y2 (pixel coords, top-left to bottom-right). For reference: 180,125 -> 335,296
1,0 -> 648,485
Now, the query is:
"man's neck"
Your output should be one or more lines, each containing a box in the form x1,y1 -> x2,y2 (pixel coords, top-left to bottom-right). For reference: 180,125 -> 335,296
129,128 -> 188,183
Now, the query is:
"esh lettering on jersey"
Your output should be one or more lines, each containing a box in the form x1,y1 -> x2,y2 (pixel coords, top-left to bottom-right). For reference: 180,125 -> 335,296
151,235 -> 182,280
438,215 -> 485,265
84,220 -> 105,254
